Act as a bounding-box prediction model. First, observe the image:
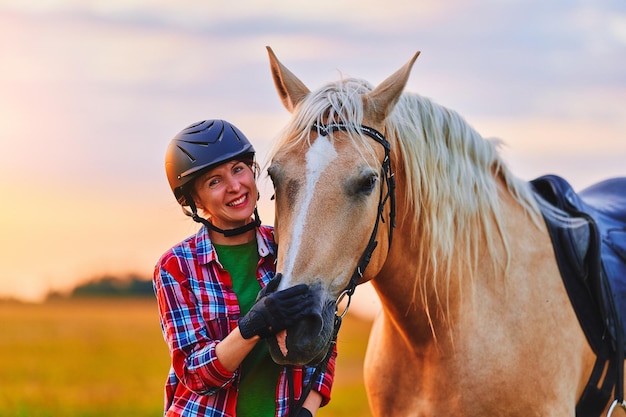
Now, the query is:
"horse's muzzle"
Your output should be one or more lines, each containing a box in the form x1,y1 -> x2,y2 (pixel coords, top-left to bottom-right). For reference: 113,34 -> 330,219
266,285 -> 336,366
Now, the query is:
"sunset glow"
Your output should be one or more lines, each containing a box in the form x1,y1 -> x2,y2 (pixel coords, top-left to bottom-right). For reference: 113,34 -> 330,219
1,0 -> 624,302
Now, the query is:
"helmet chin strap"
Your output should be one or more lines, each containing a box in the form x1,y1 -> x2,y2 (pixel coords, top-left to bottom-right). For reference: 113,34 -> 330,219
185,196 -> 261,237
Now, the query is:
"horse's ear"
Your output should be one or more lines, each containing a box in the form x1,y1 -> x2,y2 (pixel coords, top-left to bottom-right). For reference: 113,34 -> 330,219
266,46 -> 310,113
365,51 -> 420,124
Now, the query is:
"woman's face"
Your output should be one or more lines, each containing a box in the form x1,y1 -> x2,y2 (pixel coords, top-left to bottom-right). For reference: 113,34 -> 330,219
192,160 -> 258,230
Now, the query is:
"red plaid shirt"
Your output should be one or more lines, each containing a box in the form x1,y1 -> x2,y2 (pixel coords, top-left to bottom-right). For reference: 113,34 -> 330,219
153,225 -> 336,416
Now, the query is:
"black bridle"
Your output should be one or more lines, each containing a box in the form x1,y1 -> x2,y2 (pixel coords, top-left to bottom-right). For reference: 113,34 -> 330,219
313,122 -> 396,308
287,122 -> 396,416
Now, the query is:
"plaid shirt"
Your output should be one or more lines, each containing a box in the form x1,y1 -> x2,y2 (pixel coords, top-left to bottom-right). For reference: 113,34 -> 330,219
153,224 -> 336,417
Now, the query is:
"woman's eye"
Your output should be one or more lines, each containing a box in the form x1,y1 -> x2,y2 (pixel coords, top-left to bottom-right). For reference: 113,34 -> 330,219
234,162 -> 251,175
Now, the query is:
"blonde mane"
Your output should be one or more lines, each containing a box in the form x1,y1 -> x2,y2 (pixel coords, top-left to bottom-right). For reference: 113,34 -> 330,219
269,77 -> 542,314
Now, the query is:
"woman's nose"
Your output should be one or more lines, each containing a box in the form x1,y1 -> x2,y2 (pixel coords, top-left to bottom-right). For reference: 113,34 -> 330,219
225,175 -> 241,192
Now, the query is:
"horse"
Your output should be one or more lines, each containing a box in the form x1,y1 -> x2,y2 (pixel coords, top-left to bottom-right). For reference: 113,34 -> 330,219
263,46 -> 625,416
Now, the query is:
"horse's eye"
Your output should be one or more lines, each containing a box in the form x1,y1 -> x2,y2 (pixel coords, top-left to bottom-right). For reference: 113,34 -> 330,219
356,173 -> 378,196
267,168 -> 276,186
267,164 -> 283,189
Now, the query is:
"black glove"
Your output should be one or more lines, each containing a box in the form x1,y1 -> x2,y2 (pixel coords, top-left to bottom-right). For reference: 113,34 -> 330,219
255,273 -> 283,301
297,408 -> 313,417
238,283 -> 314,339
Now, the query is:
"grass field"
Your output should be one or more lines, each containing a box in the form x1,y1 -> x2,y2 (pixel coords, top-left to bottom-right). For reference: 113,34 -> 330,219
0,297 -> 373,417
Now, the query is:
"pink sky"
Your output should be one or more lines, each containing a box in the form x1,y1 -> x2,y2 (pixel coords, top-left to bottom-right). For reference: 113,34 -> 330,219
1,0 -> 625,303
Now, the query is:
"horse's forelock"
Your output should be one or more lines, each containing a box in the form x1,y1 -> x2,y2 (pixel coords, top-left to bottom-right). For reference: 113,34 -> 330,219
269,77 -> 380,166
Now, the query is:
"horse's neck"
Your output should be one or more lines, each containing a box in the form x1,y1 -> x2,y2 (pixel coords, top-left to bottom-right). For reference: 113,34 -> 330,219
372,238 -> 465,347
373,178 -> 540,347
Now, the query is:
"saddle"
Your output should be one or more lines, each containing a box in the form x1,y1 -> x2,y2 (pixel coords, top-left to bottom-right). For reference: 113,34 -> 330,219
531,174 -> 626,417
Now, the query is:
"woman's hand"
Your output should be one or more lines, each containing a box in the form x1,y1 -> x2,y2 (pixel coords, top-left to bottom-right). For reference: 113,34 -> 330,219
297,408 -> 313,417
238,284 -> 314,339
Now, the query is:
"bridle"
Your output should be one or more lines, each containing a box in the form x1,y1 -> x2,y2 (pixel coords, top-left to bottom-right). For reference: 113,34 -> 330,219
287,121 -> 396,416
312,122 -> 396,312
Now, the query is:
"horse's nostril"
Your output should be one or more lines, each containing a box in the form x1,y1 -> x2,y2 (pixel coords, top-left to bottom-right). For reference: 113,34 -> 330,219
267,296 -> 336,366
290,314 -> 323,344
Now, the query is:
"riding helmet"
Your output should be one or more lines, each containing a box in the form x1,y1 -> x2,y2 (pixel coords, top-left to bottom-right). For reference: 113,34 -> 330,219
165,119 -> 255,205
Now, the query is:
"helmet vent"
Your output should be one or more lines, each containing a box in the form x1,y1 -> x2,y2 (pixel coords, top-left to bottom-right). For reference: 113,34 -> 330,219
176,144 -> 196,162
229,125 -> 244,143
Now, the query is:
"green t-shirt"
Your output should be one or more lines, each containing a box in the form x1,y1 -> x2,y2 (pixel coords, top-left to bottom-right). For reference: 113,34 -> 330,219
213,240 -> 282,417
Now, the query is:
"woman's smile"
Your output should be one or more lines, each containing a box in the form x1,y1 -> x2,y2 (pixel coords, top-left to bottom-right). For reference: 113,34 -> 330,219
227,193 -> 249,208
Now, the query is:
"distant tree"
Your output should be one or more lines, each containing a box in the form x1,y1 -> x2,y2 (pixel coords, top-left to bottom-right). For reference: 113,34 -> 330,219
70,274 -> 154,297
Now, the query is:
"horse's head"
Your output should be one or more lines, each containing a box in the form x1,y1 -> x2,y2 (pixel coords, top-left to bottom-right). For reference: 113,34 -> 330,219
264,47 -> 419,365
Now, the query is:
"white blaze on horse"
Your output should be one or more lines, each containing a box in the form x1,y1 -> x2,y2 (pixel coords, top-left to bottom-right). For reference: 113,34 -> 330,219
264,46 -> 626,416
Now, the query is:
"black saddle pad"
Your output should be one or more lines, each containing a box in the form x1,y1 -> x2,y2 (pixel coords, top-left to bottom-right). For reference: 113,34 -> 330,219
531,175 -> 626,352
579,180 -> 626,314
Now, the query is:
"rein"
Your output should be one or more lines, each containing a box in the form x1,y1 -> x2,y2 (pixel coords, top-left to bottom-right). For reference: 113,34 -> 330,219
287,122 -> 396,417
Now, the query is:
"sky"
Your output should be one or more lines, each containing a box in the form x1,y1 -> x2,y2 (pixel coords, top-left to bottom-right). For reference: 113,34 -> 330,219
0,0 -> 625,304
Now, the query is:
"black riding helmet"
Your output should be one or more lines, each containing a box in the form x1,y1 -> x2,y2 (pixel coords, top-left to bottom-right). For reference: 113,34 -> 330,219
165,119 -> 260,236
165,119 -> 256,205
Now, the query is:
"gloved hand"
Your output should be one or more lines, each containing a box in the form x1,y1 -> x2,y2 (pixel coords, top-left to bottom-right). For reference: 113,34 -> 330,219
296,408 -> 313,417
238,283 -> 314,339
255,273 -> 283,301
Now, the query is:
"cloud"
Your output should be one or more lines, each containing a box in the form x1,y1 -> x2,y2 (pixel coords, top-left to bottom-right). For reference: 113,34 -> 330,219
0,0 -> 624,300
610,14 -> 626,44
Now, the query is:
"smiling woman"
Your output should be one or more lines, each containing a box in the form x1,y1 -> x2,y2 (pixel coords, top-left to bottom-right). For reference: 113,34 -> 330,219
164,120 -> 261,241
153,119 -> 337,417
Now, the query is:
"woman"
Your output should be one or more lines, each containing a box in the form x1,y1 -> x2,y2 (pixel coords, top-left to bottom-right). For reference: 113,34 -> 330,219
154,119 -> 335,417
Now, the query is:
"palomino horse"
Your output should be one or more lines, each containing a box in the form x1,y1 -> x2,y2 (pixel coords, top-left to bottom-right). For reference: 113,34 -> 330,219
264,46 -> 624,416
